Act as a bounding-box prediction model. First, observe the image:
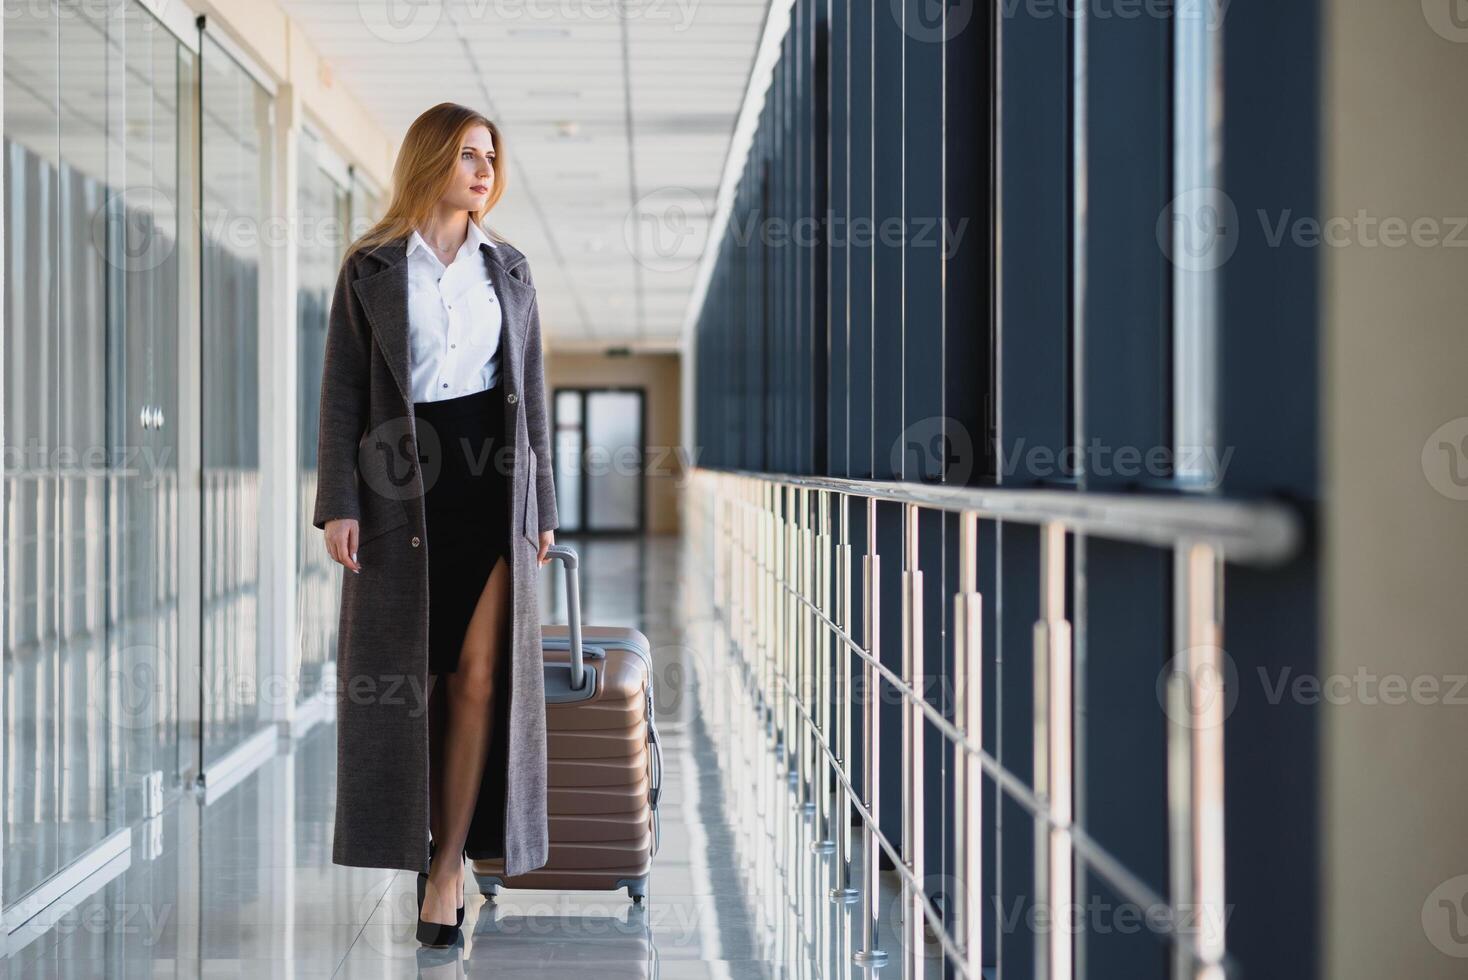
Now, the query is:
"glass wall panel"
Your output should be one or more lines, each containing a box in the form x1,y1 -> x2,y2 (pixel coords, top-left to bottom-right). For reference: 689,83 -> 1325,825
199,33 -> 270,767
110,0 -> 187,827
4,0 -> 191,906
3,0 -> 68,906
295,128 -> 349,704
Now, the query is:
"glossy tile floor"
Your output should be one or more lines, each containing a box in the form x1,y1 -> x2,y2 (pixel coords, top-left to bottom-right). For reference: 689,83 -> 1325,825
4,534 -> 938,978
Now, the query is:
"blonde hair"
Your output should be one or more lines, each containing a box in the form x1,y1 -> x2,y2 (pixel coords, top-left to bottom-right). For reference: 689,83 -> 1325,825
345,102 -> 506,261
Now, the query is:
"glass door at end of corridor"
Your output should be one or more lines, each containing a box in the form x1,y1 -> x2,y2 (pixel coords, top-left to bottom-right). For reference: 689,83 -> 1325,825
552,388 -> 647,534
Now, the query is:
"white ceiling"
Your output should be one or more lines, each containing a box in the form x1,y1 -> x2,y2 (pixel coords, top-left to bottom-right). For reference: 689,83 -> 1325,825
277,0 -> 769,351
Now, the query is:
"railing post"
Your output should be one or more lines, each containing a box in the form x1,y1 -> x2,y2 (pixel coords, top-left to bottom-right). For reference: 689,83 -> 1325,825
832,492 -> 859,901
902,502 -> 925,978
789,485 -> 804,801
854,496 -> 888,965
777,484 -> 790,762
956,510 -> 984,973
799,486 -> 816,815
761,481 -> 774,732
1033,521 -> 1073,980
1170,542 -> 1226,980
813,489 -> 834,850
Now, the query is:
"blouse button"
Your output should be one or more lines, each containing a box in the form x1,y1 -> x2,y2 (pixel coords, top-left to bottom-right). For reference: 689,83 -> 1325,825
411,536 -> 420,548
507,392 -> 518,405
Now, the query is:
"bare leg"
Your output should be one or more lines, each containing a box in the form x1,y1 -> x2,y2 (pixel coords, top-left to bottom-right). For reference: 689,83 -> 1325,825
420,553 -> 512,926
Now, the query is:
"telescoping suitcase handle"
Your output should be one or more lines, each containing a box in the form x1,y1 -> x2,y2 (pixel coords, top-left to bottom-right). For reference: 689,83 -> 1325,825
543,544 -> 586,691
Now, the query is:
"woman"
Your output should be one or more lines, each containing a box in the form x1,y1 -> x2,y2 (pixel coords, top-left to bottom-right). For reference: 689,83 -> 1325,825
312,102 -> 560,948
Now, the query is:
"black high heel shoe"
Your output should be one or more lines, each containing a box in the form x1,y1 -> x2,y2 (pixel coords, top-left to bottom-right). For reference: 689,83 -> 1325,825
416,841 -> 465,926
416,841 -> 464,946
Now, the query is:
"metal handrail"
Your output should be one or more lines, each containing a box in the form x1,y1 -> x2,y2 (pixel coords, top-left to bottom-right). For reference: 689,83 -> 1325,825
693,467 -> 1280,980
705,466 -> 1302,566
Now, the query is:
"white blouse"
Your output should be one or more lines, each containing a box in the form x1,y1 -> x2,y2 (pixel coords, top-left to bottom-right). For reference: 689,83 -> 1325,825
405,217 -> 503,403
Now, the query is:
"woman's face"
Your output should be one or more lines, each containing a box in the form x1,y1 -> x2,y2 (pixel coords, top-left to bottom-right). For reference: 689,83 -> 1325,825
442,124 -> 495,211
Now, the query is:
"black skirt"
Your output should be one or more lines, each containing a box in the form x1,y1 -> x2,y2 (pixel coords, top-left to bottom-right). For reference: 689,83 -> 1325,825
412,386 -> 512,674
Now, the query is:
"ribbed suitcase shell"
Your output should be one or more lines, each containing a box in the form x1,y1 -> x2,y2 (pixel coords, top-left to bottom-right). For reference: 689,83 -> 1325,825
472,595 -> 662,901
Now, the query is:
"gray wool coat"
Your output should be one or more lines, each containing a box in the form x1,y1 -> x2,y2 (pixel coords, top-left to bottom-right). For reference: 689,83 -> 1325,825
312,231 -> 558,878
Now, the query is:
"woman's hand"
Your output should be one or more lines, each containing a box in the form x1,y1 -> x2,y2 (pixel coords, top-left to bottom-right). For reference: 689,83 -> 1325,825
537,530 -> 555,566
325,518 -> 362,574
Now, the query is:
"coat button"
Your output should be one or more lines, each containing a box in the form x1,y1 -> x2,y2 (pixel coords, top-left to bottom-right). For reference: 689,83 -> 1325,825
411,536 -> 420,547
507,392 -> 518,405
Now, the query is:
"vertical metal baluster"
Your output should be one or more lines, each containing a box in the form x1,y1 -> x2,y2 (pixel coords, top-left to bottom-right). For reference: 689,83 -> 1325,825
833,493 -> 859,902
791,486 -> 804,800
764,481 -> 778,906
854,497 -> 887,965
801,486 -> 816,815
795,487 -> 810,955
1034,521 -> 1072,980
1167,545 -> 1193,980
769,483 -> 779,746
804,488 -> 817,811
762,482 -> 773,737
814,490 -> 835,850
793,485 -> 804,786
903,502 -> 926,978
711,478 -> 722,617
786,485 -> 799,781
776,484 -> 788,762
775,484 -> 789,892
1172,543 -> 1226,980
956,511 -> 984,973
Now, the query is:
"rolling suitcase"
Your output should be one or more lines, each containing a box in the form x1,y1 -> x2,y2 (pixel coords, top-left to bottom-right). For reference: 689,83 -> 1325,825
471,544 -> 663,904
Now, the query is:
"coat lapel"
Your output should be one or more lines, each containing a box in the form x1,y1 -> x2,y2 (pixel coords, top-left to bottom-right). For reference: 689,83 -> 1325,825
352,231 -> 534,405
484,242 -> 534,390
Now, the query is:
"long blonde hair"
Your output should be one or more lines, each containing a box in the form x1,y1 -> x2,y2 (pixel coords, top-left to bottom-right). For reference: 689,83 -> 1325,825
346,102 -> 507,261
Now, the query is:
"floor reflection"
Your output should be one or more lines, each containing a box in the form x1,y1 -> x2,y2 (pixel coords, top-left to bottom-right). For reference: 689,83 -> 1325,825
6,532 -> 933,978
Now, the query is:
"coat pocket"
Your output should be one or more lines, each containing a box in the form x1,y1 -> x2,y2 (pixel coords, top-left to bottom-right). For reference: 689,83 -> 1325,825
355,421 -> 414,544
522,444 -> 539,544
358,481 -> 409,544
